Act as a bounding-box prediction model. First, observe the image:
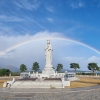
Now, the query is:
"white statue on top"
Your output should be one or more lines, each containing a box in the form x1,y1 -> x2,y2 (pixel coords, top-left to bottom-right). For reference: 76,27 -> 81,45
42,39 -> 55,74
45,40 -> 53,65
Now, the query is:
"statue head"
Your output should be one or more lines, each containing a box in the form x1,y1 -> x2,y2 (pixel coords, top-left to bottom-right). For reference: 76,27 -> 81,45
47,39 -> 50,44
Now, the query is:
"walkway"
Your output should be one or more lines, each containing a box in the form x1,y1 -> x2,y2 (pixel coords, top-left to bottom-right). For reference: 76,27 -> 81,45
0,85 -> 100,100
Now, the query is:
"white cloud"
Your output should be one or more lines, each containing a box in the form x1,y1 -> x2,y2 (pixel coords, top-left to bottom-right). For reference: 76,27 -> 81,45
0,16 -> 45,36
0,26 -> 15,36
1,52 -> 14,59
62,56 -> 85,62
61,56 -> 100,70
0,15 -> 24,22
46,7 -> 54,12
78,2 -> 84,7
0,31 -> 64,51
32,19 -> 45,29
46,18 -> 54,23
87,56 -> 100,63
70,2 -> 84,9
13,0 -> 40,10
67,0 -> 85,9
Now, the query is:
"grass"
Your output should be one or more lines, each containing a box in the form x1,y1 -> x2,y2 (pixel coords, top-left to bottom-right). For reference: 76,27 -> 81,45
0,80 -> 11,87
66,76 -> 100,88
0,83 -> 3,87
78,77 -> 100,84
0,81 -> 6,87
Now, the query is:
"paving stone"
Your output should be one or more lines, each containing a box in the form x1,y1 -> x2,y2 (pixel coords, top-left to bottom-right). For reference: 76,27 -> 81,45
0,88 -> 100,100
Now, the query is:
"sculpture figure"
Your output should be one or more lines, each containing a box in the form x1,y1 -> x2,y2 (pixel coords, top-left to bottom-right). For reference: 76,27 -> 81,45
42,39 -> 55,74
45,40 -> 53,66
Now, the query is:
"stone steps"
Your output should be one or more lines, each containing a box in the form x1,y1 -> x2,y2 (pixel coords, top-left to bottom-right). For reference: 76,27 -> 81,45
11,81 -> 62,88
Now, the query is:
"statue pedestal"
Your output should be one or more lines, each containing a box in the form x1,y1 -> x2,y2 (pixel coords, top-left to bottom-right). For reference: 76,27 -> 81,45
42,67 -> 55,75
42,64 -> 55,75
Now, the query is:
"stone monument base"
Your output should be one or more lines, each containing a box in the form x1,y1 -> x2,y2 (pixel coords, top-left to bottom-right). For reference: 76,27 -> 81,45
42,67 -> 55,75
11,80 -> 62,88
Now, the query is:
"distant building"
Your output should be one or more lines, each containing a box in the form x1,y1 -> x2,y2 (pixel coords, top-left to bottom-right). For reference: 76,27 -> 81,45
20,72 -> 30,78
64,71 -> 75,80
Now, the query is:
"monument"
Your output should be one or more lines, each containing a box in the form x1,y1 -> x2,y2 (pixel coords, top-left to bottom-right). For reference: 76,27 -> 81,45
42,40 -> 55,75
8,39 -> 78,88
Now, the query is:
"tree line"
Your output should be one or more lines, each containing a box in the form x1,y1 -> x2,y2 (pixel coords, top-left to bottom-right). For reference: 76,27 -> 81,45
20,62 -> 100,74
20,62 -> 63,72
70,62 -> 100,74
0,69 -> 11,76
0,62 -> 99,76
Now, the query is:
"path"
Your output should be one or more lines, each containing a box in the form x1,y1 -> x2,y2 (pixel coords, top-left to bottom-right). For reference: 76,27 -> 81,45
0,85 -> 100,100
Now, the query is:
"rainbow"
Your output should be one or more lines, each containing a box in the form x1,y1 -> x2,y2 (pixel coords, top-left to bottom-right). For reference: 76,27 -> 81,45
0,37 -> 100,57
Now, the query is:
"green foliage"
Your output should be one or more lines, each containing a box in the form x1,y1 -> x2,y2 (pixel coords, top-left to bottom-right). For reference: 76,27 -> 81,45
56,64 -> 63,72
32,62 -> 39,72
87,62 -> 99,74
11,72 -> 20,76
70,63 -> 80,72
20,64 -> 27,72
0,69 -> 11,76
76,72 -> 96,75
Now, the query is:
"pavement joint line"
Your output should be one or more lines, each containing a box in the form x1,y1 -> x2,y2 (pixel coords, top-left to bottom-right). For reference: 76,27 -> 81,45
0,91 -> 60,93
12,92 -> 59,93
11,97 -> 32,98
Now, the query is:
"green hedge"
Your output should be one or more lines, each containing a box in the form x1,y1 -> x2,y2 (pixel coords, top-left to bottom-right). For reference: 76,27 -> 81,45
76,72 -> 97,75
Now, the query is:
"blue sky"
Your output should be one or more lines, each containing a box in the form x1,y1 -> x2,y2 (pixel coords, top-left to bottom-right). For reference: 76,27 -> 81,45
0,0 -> 100,71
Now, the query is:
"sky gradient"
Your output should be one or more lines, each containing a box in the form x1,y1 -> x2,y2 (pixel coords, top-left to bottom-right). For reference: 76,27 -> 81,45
0,0 -> 100,71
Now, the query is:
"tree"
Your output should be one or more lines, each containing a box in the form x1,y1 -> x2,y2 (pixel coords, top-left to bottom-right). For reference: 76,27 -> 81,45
70,63 -> 80,73
0,69 -> 11,76
56,64 -> 63,72
32,62 -> 39,72
87,62 -> 99,74
5,69 -> 11,76
20,64 -> 27,72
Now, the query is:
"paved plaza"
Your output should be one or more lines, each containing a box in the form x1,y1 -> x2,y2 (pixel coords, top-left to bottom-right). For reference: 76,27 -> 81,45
1,85 -> 100,100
